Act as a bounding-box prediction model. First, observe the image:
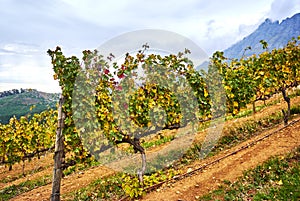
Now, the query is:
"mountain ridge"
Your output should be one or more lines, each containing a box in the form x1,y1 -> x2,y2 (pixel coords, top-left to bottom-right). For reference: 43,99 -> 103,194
223,13 -> 300,59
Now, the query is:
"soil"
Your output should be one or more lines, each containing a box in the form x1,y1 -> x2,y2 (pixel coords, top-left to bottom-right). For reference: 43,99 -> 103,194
141,118 -> 300,201
0,154 -> 53,189
8,165 -> 115,201
1,95 -> 300,201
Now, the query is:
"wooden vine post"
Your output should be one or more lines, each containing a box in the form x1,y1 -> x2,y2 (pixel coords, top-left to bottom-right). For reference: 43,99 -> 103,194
48,46 -> 83,201
281,87 -> 291,126
51,95 -> 65,201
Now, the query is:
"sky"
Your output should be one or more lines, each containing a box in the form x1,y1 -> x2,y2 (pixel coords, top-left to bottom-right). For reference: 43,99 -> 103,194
0,0 -> 299,93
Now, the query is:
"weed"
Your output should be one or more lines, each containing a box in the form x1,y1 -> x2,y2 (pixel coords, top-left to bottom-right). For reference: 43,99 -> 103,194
197,146 -> 300,200
0,175 -> 51,200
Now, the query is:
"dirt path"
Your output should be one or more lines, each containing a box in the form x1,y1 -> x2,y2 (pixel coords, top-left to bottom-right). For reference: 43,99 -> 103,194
141,118 -> 300,201
14,116 -> 299,201
2,166 -> 52,190
10,164 -> 115,201
4,95 -> 300,200
0,153 -> 53,189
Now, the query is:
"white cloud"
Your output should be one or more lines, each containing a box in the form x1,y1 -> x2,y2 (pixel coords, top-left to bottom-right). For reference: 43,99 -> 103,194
1,43 -> 40,55
268,0 -> 300,21
0,0 -> 299,92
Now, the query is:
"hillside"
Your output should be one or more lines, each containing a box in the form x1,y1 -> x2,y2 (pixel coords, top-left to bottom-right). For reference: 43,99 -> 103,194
0,89 -> 59,124
223,13 -> 300,59
2,92 -> 300,201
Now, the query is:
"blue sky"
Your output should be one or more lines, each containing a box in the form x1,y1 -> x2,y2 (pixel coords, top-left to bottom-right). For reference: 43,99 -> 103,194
0,0 -> 299,93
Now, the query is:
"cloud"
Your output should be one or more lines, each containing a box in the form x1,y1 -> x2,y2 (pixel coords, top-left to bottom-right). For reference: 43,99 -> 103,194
0,55 -> 60,92
0,41 -> 60,93
0,0 -> 299,92
268,0 -> 300,21
0,49 -> 15,56
61,0 -> 201,26
0,43 -> 40,55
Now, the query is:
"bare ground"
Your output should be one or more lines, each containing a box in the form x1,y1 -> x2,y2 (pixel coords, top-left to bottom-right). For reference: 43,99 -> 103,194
2,95 -> 300,201
141,118 -> 300,201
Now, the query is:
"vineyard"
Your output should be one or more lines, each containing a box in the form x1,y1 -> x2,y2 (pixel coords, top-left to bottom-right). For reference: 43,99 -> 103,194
0,36 -> 300,200
0,109 -> 56,172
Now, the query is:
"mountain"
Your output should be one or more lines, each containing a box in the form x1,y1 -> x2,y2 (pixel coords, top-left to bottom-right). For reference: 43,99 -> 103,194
0,89 -> 59,124
223,13 -> 300,59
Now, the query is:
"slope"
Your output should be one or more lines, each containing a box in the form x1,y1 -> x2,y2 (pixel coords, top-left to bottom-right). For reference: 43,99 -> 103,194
223,13 -> 300,59
3,93 -> 300,201
0,89 -> 59,124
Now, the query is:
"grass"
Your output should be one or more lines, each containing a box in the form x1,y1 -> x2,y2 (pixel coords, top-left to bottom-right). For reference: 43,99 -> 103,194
1,163 -> 51,184
225,98 -> 281,121
142,134 -> 175,149
66,103 -> 300,200
0,175 -> 51,201
198,146 -> 300,201
5,92 -> 299,200
181,110 -> 284,164
225,88 -> 300,121
66,173 -> 125,201
183,103 -> 300,163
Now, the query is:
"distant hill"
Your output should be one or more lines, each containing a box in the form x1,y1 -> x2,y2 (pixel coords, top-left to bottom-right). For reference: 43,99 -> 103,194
223,13 -> 300,59
195,60 -> 209,71
0,89 -> 59,124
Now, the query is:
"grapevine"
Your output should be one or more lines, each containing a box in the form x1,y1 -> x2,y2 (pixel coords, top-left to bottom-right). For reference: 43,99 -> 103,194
0,109 -> 56,172
0,35 -> 298,199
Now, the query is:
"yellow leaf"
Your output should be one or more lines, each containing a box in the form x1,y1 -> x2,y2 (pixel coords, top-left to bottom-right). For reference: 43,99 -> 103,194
224,85 -> 231,91
204,89 -> 209,97
233,101 -> 238,107
276,180 -> 283,185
